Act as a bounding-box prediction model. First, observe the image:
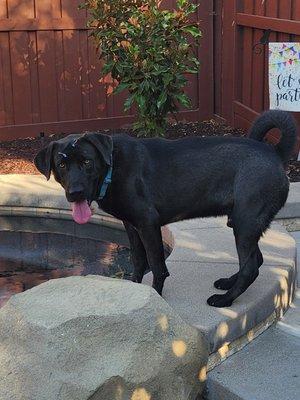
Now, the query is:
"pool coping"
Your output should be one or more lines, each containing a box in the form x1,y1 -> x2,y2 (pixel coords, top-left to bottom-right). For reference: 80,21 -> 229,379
0,175 -> 298,370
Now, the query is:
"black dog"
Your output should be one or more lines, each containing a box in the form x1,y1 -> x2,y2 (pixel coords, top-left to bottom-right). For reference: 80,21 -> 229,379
34,110 -> 297,307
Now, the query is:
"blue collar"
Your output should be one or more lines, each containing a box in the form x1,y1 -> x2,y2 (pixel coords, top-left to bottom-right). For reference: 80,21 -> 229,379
98,155 -> 113,200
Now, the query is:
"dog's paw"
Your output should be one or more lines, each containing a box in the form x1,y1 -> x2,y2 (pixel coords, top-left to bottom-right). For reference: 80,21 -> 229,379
207,294 -> 233,308
214,278 -> 234,290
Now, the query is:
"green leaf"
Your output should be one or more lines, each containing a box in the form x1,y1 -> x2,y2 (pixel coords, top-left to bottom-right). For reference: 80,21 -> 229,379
191,57 -> 201,66
182,26 -> 202,37
185,67 -> 199,74
157,91 -> 167,109
163,74 -> 173,85
177,0 -> 187,8
113,82 -> 130,95
135,94 -> 146,110
102,62 -> 114,75
124,95 -> 134,111
78,2 -> 87,11
175,93 -> 191,108
186,4 -> 198,14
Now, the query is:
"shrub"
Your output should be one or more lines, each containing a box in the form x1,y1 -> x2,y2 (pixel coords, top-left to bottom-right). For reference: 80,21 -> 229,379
80,0 -> 201,136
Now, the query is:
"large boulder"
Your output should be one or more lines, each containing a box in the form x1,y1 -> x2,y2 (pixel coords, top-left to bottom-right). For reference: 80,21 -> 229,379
0,276 -> 208,400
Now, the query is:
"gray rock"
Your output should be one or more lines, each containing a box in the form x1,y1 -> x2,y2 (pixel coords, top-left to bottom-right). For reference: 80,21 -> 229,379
0,276 -> 208,400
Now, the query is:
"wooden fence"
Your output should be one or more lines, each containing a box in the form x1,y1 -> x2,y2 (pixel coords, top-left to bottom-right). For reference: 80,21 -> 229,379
0,0 -> 299,148
0,0 -> 213,140
215,0 -> 300,150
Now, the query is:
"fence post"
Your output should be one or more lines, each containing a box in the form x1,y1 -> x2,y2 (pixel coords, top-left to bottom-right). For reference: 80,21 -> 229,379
221,0 -> 237,125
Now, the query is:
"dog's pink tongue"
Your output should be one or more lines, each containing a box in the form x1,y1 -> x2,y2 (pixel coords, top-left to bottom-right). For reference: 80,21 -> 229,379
71,200 -> 92,224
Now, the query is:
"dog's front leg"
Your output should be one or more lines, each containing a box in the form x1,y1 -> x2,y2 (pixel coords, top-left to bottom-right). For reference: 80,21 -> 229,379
123,221 -> 149,283
137,223 -> 169,295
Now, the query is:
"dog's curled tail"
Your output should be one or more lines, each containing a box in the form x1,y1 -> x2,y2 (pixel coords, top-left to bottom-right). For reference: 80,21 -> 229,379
249,110 -> 297,165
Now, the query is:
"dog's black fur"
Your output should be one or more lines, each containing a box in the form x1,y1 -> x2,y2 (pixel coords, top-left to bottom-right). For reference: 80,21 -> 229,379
34,110 -> 297,307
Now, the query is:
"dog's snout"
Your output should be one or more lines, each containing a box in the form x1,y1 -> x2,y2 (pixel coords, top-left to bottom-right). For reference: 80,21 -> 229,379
69,189 -> 84,197
67,185 -> 85,202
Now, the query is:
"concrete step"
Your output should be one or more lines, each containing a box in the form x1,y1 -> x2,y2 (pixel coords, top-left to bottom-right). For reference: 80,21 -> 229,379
277,289 -> 300,338
207,290 -> 300,400
276,182 -> 300,219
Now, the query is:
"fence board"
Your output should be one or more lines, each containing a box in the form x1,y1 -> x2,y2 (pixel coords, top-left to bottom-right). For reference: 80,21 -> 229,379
28,31 -> 40,124
62,0 -> 82,18
251,0 -> 266,112
221,0 -> 236,122
9,31 -> 32,125
0,1 -> 8,19
0,17 -> 88,31
54,30 -> 65,121
236,14 -> 300,35
292,0 -> 300,43
7,0 -> 35,19
0,36 -> 5,125
35,0 -> 53,20
0,32 -> 14,125
213,0 -> 223,117
78,30 -> 90,120
278,0 -> 292,42
52,0 -> 62,19
241,1 -> 254,107
197,0 -> 214,120
61,30 -> 82,121
262,1 -> 276,110
37,31 -> 58,122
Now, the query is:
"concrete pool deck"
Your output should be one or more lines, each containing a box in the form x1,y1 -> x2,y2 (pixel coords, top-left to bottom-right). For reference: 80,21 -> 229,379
0,174 -> 298,373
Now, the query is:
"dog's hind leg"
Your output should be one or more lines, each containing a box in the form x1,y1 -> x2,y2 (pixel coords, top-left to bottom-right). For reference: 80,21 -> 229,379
208,227 -> 263,307
208,171 -> 283,307
214,246 -> 263,290
123,221 -> 149,283
208,191 -> 271,308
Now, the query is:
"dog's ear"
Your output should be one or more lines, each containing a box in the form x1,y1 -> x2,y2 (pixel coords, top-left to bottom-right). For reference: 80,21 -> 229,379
83,133 -> 113,165
34,142 -> 56,180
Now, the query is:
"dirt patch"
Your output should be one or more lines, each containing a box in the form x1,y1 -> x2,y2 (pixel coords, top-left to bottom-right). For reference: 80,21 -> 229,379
0,119 -> 299,181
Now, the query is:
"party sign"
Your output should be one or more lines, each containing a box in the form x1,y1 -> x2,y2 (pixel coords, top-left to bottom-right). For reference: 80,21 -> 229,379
269,42 -> 300,111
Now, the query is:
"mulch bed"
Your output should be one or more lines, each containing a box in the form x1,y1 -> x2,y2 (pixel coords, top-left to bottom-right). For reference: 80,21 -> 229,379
0,119 -> 299,181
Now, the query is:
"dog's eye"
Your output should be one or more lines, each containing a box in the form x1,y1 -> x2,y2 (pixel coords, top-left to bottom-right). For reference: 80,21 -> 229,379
83,159 -> 91,165
59,162 -> 66,169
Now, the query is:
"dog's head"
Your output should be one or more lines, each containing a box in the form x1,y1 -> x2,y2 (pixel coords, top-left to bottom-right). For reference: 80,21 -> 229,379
34,132 -> 113,224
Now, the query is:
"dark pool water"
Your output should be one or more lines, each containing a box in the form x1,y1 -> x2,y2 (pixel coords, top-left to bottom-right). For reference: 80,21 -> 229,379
0,216 -> 133,307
